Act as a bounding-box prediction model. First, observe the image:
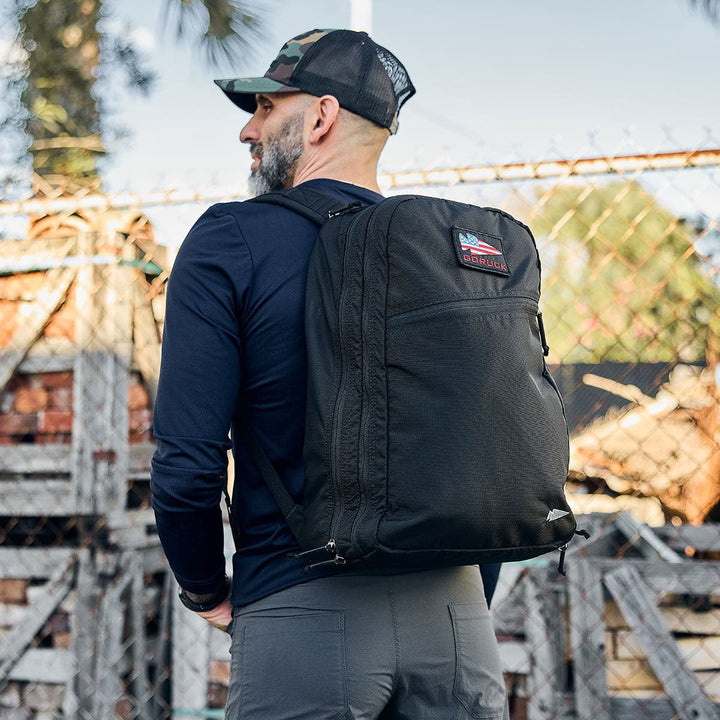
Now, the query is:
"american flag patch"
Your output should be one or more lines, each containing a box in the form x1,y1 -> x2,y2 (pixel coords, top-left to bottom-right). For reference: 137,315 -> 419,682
459,232 -> 503,256
453,227 -> 511,277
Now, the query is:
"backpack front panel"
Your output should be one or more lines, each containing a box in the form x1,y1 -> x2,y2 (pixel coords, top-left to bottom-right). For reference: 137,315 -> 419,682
367,198 -> 574,561
301,195 -> 575,566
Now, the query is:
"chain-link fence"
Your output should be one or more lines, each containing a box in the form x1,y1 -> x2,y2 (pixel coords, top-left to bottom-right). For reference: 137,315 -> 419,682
1,144 -> 719,719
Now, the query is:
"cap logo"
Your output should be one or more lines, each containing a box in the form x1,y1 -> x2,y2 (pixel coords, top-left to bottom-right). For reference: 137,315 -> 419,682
453,227 -> 510,276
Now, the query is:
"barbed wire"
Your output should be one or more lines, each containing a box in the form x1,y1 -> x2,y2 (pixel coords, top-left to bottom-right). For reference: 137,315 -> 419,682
1,148 -> 718,216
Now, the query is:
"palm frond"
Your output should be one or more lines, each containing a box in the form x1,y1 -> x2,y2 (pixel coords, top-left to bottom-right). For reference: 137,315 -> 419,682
162,0 -> 265,70
687,0 -> 720,22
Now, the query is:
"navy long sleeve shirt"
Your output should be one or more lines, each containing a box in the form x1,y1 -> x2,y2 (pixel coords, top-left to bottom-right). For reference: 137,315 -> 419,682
150,179 -> 384,607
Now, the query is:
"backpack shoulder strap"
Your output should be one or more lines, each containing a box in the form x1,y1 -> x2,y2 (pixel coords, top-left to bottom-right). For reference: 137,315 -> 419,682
250,187 -> 352,226
233,424 -> 304,542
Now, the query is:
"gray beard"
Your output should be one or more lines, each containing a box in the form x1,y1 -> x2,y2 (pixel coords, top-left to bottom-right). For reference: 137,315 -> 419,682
248,114 -> 305,197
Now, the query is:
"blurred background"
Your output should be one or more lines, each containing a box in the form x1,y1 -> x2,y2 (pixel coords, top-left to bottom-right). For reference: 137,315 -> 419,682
0,1 -> 719,718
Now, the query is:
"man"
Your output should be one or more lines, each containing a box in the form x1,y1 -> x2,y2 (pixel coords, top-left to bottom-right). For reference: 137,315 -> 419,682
151,28 -> 509,720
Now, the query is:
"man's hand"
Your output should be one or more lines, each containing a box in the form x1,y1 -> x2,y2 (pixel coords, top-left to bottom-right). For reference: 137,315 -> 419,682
179,577 -> 233,631
197,595 -> 233,631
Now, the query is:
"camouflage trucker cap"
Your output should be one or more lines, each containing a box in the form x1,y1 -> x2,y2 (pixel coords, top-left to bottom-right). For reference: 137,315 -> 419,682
214,29 -> 415,134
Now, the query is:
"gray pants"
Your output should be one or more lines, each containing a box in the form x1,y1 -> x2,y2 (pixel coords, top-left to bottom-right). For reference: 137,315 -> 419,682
225,565 -> 509,720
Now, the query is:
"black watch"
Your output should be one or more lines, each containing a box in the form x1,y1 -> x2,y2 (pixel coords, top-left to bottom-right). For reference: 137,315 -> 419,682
178,575 -> 231,613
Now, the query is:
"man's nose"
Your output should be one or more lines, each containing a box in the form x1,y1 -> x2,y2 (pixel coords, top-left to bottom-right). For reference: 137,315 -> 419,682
240,115 -> 260,144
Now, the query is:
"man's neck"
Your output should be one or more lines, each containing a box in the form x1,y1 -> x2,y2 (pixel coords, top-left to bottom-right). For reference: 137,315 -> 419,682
293,167 -> 381,194
291,148 -> 382,194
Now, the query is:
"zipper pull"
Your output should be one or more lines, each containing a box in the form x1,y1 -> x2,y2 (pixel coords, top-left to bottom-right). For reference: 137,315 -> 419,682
328,201 -> 363,219
303,554 -> 347,574
555,530 -> 589,576
287,539 -> 337,561
557,545 -> 568,576
537,312 -> 550,357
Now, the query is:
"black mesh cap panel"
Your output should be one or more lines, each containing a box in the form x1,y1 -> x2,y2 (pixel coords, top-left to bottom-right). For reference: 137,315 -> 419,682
289,30 -> 415,133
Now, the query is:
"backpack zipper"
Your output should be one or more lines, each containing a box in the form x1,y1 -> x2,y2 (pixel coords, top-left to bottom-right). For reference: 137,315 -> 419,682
350,207 -> 378,550
348,199 -> 403,550
327,206 -> 367,550
387,296 -> 538,324
289,539 -> 347,573
328,200 -> 389,555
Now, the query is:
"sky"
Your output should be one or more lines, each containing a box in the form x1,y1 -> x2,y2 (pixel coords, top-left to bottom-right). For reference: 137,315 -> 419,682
99,0 -> 720,192
1,0 -> 719,243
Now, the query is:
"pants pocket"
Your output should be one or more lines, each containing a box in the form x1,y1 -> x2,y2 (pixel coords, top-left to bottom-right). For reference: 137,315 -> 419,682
450,602 -> 507,719
235,610 -> 348,720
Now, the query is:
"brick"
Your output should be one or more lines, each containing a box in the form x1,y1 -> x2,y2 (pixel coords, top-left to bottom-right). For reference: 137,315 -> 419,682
0,708 -> 32,720
5,374 -> 29,392
53,633 -> 72,650
207,683 -> 228,709
45,612 -> 70,635
128,383 -> 150,410
48,387 -> 72,412
209,660 -> 231,685
129,430 -> 153,444
13,387 -> 48,414
115,696 -> 134,720
43,307 -> 75,340
0,413 -> 38,437
0,305 -> 18,347
129,408 -> 152,435
0,275 -> 43,298
41,411 -> 73,434
0,580 -> 28,604
41,372 -> 73,389
0,683 -> 22,708
509,695 -> 527,720
23,684 -> 65,711
36,433 -> 72,445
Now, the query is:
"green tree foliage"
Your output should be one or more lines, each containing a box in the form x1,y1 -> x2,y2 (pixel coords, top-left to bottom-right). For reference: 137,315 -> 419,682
15,0 -> 108,193
534,181 -> 720,364
4,0 -> 261,195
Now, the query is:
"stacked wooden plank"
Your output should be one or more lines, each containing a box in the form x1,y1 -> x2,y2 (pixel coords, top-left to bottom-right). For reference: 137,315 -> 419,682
491,512 -> 720,720
605,596 -> 720,698
0,547 -> 172,719
0,209 -> 173,718
0,209 -> 165,516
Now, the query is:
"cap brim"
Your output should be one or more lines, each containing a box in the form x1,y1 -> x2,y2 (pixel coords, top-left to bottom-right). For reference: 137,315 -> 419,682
214,77 -> 299,113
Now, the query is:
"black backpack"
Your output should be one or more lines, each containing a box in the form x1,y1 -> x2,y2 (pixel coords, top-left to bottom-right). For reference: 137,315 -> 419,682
240,186 -> 578,572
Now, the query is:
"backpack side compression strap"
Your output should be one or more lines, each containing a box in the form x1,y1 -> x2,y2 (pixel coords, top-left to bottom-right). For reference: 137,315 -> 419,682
234,424 -> 304,540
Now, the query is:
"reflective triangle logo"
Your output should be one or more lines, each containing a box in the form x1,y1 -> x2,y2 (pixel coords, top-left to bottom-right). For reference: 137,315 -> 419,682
546,508 -> 570,522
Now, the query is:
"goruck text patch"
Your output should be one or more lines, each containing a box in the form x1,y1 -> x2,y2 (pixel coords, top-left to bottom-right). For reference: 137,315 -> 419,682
453,226 -> 511,276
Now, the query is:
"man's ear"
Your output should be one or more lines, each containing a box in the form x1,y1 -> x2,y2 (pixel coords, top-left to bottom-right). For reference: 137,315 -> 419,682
308,95 -> 340,143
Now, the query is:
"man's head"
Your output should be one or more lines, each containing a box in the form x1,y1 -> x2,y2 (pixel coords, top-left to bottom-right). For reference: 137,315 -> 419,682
215,29 -> 415,194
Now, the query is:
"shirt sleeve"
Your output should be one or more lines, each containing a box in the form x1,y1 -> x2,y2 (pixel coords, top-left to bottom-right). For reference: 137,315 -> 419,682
150,205 -> 252,595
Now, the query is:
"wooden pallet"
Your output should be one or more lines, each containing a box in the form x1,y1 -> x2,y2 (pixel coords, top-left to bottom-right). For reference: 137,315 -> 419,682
491,512 -> 720,720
